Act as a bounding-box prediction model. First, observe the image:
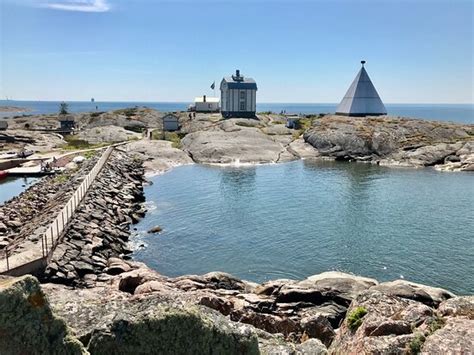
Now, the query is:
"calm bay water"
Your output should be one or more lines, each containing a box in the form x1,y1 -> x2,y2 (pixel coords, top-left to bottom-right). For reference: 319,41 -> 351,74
133,161 -> 474,295
1,100 -> 472,123
0,177 -> 39,205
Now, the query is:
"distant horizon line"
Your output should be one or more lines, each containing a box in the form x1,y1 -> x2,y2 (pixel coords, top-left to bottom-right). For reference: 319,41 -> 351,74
1,99 -> 473,106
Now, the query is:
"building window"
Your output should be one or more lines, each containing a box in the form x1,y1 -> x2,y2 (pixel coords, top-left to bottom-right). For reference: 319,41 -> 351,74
240,101 -> 246,111
240,91 -> 246,99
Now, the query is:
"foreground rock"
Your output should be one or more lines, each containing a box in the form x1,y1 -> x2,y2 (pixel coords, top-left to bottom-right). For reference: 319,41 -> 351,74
1,275 -> 264,354
3,266 -> 471,354
0,275 -> 86,354
304,115 -> 474,170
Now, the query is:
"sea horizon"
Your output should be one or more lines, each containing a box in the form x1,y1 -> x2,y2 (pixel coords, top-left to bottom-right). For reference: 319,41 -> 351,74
1,100 -> 473,123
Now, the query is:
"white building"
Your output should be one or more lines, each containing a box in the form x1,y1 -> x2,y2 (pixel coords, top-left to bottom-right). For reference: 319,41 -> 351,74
162,113 -> 179,131
336,61 -> 387,116
220,70 -> 257,118
194,95 -> 219,112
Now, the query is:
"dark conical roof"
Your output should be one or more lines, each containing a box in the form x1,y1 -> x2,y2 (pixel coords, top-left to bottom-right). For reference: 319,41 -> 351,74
336,63 -> 387,116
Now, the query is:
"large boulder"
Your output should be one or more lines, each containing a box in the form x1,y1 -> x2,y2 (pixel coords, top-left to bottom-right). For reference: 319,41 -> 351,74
87,305 -> 260,354
275,272 -> 378,307
329,290 -> 430,354
0,275 -> 86,354
181,129 -> 290,164
303,115 -> 474,168
421,317 -> 474,354
371,280 -> 455,307
438,296 -> 474,319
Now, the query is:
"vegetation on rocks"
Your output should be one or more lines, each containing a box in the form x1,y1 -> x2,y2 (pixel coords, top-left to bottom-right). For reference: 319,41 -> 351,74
62,136 -> 110,150
347,306 -> 368,331
151,130 -> 183,148
408,333 -> 426,354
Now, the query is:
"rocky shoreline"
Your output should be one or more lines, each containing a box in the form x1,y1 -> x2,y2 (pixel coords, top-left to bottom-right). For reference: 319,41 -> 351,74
1,110 -> 473,354
303,115 -> 474,171
2,109 -> 473,173
1,144 -> 473,354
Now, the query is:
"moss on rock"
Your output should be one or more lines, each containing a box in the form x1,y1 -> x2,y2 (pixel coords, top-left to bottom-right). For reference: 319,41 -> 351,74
0,275 -> 87,355
87,305 -> 259,354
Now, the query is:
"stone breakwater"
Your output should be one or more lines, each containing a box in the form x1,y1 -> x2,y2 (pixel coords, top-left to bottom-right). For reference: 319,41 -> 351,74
43,149 -> 145,287
0,155 -> 99,255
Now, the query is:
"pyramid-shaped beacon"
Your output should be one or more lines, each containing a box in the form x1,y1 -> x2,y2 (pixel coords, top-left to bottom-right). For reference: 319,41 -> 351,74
336,61 -> 387,116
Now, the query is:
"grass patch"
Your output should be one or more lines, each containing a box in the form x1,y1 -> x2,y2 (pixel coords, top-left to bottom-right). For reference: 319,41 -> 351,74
61,136 -> 109,150
347,306 -> 368,331
294,118 -> 315,130
114,107 -> 138,118
292,130 -> 303,140
83,151 -> 97,159
52,173 -> 71,184
271,120 -> 285,125
151,130 -> 183,148
427,316 -> 445,334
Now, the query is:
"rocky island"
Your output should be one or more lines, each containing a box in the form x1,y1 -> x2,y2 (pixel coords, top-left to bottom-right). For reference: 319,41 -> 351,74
0,108 -> 473,354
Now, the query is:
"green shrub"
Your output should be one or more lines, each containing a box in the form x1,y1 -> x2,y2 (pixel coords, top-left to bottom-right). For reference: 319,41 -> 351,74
347,306 -> 368,331
427,316 -> 445,334
294,118 -> 314,130
408,333 -> 425,355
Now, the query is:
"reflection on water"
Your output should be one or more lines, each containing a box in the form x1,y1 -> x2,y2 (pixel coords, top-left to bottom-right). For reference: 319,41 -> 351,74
133,161 -> 474,294
0,177 -> 40,205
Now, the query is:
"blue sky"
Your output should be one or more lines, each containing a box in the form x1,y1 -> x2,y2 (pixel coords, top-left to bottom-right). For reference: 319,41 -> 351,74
1,0 -> 472,103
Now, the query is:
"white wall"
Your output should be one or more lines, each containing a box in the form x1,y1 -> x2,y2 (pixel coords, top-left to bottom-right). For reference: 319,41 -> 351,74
195,101 -> 219,112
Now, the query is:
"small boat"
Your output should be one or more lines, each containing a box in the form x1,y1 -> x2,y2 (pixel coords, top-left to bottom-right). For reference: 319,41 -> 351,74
0,170 -> 8,180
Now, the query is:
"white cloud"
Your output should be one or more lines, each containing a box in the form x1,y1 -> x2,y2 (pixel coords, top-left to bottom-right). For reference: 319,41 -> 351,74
43,0 -> 110,12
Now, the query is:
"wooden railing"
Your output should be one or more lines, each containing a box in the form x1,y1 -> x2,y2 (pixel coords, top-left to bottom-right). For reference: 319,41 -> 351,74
1,146 -> 114,275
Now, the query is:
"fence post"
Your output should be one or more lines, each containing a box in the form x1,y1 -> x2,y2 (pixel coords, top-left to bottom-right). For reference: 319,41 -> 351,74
41,234 -> 45,258
5,248 -> 9,271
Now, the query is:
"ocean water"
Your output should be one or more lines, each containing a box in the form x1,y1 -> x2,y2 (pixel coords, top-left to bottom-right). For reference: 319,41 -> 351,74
133,161 -> 474,295
0,100 -> 472,123
0,177 -> 40,205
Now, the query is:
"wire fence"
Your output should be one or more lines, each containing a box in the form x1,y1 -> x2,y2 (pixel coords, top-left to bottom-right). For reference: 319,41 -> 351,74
1,146 -> 114,274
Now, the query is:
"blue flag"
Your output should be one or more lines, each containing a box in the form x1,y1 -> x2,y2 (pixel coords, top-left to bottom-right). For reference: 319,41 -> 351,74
210,82 -> 215,90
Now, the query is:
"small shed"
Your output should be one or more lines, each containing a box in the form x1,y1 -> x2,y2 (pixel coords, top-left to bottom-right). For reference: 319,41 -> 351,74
59,115 -> 76,131
163,113 -> 179,131
285,115 -> 302,129
195,95 -> 219,112
220,69 -> 257,118
0,120 -> 8,130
